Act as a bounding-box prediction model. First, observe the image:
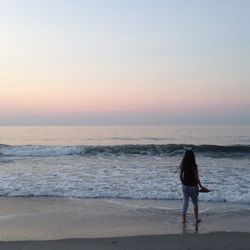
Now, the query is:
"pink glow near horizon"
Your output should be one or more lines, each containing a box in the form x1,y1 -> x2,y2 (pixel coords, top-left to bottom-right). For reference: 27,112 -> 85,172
0,1 -> 249,124
1,83 -> 247,116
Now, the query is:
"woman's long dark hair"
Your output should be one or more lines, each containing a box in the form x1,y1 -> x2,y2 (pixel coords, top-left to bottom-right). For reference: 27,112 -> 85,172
179,149 -> 197,172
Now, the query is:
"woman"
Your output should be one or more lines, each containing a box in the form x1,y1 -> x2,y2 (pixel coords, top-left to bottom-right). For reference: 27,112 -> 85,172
179,149 -> 203,223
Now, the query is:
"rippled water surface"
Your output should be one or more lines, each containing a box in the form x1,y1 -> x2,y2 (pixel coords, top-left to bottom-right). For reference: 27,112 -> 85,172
0,126 -> 249,203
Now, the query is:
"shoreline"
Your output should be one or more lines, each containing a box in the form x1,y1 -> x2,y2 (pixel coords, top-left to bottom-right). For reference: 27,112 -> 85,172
0,197 -> 249,241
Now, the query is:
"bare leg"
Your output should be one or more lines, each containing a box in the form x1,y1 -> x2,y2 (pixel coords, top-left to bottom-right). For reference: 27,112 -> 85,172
194,207 -> 201,223
182,214 -> 186,223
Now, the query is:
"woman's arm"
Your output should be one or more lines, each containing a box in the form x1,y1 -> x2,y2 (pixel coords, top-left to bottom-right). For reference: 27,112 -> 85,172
194,168 -> 203,188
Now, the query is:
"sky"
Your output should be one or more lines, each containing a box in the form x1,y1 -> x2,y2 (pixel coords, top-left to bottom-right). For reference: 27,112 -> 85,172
0,0 -> 249,125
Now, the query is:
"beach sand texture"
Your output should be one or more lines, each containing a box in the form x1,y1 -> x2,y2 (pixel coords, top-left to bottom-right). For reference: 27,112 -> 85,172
0,198 -> 249,249
0,233 -> 250,250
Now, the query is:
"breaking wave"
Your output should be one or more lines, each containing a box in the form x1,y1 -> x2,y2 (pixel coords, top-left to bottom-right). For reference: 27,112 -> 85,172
0,144 -> 249,157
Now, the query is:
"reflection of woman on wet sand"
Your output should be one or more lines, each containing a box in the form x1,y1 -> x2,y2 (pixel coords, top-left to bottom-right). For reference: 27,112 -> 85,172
179,149 -> 206,223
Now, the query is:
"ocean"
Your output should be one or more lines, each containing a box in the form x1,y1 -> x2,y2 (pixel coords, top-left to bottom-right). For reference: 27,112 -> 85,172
0,126 -> 249,203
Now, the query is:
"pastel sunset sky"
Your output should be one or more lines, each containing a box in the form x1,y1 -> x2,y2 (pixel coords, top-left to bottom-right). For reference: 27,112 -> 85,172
0,0 -> 249,125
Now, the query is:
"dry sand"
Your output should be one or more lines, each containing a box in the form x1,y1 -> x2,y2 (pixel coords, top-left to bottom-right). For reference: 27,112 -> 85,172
0,233 -> 249,250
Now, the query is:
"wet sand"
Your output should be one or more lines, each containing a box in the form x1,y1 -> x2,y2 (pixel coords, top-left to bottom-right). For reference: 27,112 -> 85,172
0,197 -> 249,249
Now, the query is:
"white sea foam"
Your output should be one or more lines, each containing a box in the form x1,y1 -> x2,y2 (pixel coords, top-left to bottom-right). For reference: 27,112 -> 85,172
0,153 -> 249,204
0,126 -> 249,204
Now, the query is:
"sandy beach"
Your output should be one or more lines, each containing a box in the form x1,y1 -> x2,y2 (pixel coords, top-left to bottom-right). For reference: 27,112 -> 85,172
0,233 -> 249,250
0,197 -> 249,249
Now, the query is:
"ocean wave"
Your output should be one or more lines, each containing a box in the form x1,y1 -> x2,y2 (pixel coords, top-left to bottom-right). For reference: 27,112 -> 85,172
0,144 -> 249,157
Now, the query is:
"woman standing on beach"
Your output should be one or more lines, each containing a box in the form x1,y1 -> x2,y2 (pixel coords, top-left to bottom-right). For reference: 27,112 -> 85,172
179,149 -> 204,223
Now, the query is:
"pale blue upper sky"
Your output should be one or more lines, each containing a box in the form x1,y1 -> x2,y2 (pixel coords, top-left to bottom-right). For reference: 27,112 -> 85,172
0,0 -> 249,125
